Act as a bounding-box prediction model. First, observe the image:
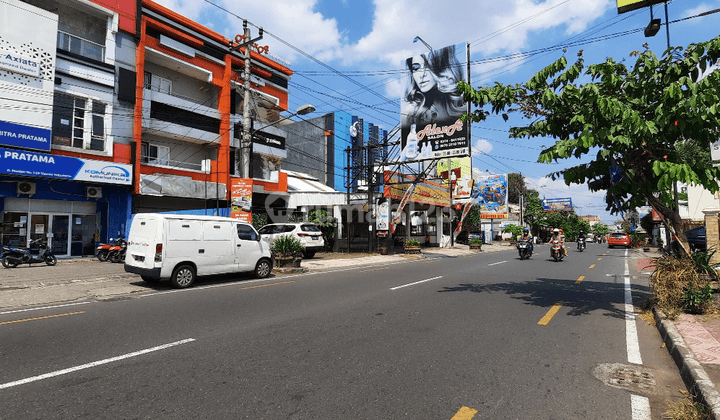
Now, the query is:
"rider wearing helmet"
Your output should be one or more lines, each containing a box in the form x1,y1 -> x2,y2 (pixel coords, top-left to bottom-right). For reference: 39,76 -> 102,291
550,228 -> 567,256
519,227 -> 534,254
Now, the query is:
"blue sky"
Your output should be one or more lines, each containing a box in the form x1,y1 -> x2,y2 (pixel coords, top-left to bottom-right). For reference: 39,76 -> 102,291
158,0 -> 720,224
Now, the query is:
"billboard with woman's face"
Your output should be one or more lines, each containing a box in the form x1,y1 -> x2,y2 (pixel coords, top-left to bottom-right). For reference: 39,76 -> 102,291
399,43 -> 469,163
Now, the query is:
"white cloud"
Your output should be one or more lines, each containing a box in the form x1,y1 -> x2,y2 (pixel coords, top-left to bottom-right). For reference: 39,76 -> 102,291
472,139 -> 493,155
153,0 -> 613,67
345,0 -> 612,66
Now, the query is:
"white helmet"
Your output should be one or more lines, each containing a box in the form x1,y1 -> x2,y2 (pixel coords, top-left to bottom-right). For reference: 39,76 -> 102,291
553,228 -> 560,234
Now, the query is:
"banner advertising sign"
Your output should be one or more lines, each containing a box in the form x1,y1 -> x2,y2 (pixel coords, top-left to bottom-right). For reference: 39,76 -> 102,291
384,171 -> 450,207
230,178 -> 253,223
375,198 -> 390,231
472,174 -> 508,219
542,198 -> 574,211
436,157 -> 473,201
0,147 -> 131,184
0,1 -> 56,152
399,43 -> 469,163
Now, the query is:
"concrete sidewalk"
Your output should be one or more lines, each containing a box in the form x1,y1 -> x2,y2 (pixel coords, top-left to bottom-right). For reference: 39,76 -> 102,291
634,251 -> 720,419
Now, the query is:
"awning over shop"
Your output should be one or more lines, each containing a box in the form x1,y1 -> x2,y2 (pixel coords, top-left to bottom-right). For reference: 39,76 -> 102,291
285,170 -> 346,209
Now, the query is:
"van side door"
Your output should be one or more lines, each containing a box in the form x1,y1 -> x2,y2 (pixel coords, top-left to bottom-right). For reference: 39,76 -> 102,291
235,224 -> 263,272
201,220 -> 235,275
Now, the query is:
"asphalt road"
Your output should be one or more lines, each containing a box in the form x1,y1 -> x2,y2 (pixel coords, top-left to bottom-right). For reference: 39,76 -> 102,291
0,243 -> 686,419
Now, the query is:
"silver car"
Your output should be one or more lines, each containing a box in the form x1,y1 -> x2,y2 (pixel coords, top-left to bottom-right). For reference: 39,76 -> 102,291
258,223 -> 325,258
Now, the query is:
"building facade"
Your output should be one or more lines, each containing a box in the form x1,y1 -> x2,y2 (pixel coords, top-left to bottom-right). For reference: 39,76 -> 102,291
132,0 -> 293,218
0,0 -> 297,256
0,0 -> 134,256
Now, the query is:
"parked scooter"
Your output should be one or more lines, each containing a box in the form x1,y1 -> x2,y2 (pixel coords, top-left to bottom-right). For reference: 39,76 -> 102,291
577,236 -> 586,252
96,238 -> 123,262
516,238 -> 532,260
550,239 -> 564,262
107,238 -> 127,263
2,239 -> 57,268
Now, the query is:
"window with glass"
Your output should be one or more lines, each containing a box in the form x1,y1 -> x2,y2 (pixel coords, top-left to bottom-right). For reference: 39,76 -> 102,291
57,31 -> 105,62
141,142 -> 170,166
51,92 -> 107,151
144,72 -> 172,94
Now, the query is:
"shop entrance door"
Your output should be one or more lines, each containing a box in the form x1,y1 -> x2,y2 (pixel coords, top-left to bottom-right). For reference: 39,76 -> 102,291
29,214 -> 49,245
52,215 -> 70,256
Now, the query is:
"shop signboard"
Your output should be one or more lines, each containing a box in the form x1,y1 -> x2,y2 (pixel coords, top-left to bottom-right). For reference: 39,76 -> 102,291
473,174 -> 508,219
398,42 -> 469,163
0,2 -> 57,152
230,178 -> 253,223
0,147 -> 131,185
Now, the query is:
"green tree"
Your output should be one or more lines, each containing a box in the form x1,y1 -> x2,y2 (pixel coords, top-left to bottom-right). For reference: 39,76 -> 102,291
308,209 -> 337,251
523,190 -> 545,228
463,205 -> 482,231
458,36 -> 720,256
592,223 -> 610,239
507,172 -> 526,205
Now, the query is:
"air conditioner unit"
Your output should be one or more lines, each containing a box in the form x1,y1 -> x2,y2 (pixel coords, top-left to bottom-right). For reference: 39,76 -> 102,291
16,181 -> 36,195
86,186 -> 102,199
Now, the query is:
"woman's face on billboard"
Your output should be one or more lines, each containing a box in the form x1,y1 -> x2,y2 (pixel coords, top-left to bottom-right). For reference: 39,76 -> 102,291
410,55 -> 435,93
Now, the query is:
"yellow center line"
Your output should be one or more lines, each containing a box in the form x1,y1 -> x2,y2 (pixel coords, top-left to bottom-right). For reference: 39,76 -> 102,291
451,406 -> 478,420
597,257 -> 602,261
576,275 -> 585,283
0,311 -> 85,326
589,264 -> 596,269
238,281 -> 294,291
538,303 -> 563,326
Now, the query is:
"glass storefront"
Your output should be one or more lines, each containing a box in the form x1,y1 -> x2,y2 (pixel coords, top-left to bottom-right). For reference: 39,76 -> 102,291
1,198 -> 99,257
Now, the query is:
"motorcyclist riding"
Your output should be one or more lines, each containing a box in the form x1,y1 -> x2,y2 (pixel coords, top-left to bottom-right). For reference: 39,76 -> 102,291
550,228 -> 567,256
519,228 -> 534,254
577,229 -> 586,251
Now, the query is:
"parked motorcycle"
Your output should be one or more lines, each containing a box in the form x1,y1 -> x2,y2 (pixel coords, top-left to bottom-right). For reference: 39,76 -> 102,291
516,238 -> 532,260
107,238 -> 127,263
577,236 -> 586,252
2,239 -> 57,268
550,239 -> 564,262
96,238 -> 123,262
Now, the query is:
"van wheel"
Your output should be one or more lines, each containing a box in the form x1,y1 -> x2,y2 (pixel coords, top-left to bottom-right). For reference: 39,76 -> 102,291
254,259 -> 272,278
303,250 -> 316,259
171,264 -> 196,288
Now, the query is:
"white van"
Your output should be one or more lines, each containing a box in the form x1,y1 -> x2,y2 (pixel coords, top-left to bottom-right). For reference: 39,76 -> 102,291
124,213 -> 272,288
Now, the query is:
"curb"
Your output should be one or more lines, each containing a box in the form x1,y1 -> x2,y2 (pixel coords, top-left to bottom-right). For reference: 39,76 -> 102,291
654,307 -> 720,419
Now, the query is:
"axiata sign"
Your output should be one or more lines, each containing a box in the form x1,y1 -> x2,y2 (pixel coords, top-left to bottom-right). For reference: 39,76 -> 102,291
0,147 -> 132,185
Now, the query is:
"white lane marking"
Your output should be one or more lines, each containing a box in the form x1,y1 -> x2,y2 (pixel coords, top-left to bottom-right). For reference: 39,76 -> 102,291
625,248 -> 642,365
0,302 -> 91,316
631,394 -> 651,420
390,276 -> 443,291
0,338 -> 195,390
488,261 -> 507,266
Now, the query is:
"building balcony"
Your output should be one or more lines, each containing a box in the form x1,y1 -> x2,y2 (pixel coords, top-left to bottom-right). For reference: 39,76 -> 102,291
142,88 -> 222,144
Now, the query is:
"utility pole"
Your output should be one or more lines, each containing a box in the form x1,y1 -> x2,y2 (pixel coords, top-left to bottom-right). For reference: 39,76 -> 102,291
241,22 -> 252,179
230,20 -> 263,179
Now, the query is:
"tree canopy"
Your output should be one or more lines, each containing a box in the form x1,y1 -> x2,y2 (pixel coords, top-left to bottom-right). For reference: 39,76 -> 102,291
458,36 -> 720,255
